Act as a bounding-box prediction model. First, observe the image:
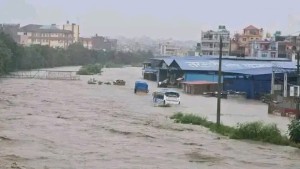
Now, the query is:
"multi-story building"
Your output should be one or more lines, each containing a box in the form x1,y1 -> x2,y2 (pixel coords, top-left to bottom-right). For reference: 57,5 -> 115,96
249,38 -> 293,59
277,41 -> 293,59
79,37 -> 93,49
18,22 -> 80,49
274,34 -> 296,59
230,25 -> 264,56
79,35 -> 118,51
201,25 -> 230,56
159,42 -> 181,56
0,24 -> 20,42
63,21 -> 80,42
195,43 -> 201,56
90,34 -> 117,51
250,40 -> 277,58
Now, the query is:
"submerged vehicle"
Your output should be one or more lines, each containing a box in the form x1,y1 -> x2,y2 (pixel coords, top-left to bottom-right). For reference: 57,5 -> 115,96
152,89 -> 180,105
134,81 -> 149,93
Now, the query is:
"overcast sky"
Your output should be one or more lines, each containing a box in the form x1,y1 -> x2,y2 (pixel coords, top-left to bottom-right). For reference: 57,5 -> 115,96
1,0 -> 300,40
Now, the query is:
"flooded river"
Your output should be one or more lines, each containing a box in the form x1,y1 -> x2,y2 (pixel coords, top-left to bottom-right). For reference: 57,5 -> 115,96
0,67 -> 299,169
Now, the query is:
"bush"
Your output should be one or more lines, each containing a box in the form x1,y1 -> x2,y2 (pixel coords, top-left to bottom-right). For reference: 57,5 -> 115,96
288,119 -> 300,143
231,121 -> 289,145
77,63 -> 102,75
170,113 -> 298,148
170,113 -> 235,136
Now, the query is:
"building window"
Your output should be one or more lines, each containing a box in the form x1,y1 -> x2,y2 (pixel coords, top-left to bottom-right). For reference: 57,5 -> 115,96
250,30 -> 257,35
262,53 -> 267,57
243,38 -> 247,41
24,32 -> 27,35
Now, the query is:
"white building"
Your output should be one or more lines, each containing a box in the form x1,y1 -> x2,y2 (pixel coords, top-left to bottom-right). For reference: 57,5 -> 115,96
250,40 -> 278,58
159,42 -> 184,56
201,25 -> 230,56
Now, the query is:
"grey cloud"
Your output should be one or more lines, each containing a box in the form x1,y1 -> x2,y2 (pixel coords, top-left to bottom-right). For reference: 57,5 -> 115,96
0,0 -> 37,22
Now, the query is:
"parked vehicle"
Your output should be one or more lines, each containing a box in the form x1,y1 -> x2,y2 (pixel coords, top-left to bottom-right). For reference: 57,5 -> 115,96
134,81 -> 149,93
153,89 -> 180,105
158,79 -> 168,88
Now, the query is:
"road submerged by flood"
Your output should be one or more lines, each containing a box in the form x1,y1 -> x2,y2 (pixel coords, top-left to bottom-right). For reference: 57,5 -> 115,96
0,67 -> 299,169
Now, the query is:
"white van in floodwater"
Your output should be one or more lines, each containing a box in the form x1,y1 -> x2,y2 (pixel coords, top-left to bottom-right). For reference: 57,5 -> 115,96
152,89 -> 180,105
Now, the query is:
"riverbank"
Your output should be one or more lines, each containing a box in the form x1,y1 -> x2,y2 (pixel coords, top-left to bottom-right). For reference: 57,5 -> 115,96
0,67 -> 299,169
170,113 -> 300,148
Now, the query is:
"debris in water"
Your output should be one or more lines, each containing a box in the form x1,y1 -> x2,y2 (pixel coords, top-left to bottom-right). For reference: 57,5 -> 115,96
0,136 -> 12,141
57,115 -> 68,119
183,142 -> 203,146
11,162 -> 22,169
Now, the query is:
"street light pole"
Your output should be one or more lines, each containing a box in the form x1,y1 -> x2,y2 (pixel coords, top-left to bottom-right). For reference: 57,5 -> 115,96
217,36 -> 223,125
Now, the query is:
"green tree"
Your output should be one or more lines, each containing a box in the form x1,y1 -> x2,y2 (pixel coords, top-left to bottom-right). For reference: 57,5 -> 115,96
0,40 -> 12,74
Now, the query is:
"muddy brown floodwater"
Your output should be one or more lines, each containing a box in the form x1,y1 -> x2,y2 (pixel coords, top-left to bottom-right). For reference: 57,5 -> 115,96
0,67 -> 299,169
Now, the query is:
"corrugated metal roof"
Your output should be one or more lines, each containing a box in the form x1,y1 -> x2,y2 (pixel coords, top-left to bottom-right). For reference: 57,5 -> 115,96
163,58 -> 174,66
224,67 -> 296,75
173,59 -> 297,73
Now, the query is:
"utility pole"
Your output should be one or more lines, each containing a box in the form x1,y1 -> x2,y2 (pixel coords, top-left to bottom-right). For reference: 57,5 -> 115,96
217,36 -> 223,125
297,52 -> 300,119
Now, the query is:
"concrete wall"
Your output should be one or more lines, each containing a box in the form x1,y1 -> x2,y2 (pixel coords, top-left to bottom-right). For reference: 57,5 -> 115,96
183,83 -> 219,94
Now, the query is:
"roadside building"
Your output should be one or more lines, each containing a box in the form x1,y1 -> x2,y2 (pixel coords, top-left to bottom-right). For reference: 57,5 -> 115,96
152,56 -> 296,99
201,25 -> 230,56
143,58 -> 174,82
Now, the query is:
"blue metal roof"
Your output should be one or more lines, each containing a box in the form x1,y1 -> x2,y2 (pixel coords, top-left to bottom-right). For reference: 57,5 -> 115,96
173,59 -> 297,73
163,58 -> 174,66
223,67 -> 296,75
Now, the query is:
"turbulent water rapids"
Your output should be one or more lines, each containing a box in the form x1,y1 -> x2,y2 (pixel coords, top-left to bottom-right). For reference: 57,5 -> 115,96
0,67 -> 299,169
